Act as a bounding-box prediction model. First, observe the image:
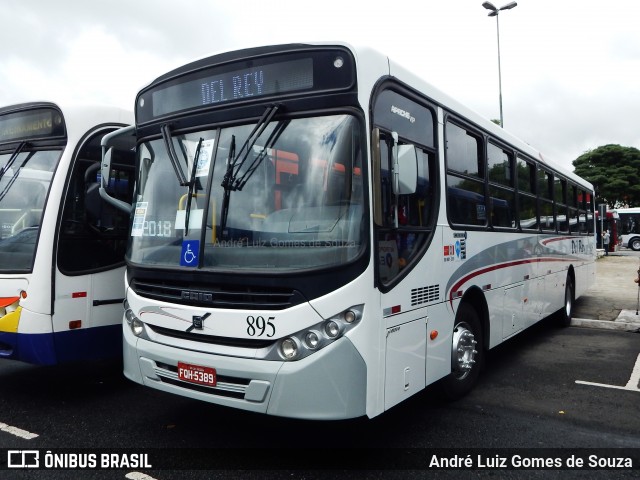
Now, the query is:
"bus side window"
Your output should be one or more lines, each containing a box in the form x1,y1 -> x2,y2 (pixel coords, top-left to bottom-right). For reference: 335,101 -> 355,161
446,121 -> 485,227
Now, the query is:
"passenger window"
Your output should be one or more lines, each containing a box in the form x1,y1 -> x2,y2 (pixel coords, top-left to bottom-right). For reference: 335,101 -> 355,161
447,122 -> 482,178
446,121 -> 485,227
487,142 -> 515,229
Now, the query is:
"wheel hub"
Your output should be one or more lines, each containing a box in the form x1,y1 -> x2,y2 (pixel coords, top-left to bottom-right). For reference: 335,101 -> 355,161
452,324 -> 478,379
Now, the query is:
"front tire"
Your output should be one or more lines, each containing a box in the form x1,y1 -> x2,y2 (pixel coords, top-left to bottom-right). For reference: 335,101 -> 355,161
630,237 -> 640,251
440,303 -> 484,400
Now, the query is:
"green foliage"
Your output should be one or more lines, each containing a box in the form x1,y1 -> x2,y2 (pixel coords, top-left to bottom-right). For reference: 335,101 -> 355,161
573,144 -> 640,208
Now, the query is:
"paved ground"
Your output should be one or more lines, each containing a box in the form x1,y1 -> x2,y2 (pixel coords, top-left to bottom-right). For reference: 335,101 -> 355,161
572,249 -> 640,332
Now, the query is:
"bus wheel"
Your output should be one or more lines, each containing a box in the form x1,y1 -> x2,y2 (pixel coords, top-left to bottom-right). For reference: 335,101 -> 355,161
630,237 -> 640,251
441,303 -> 484,400
559,275 -> 574,327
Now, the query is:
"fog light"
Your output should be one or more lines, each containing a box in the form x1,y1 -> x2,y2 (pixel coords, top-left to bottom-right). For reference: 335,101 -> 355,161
304,331 -> 320,349
324,320 -> 340,338
280,338 -> 298,359
131,318 -> 144,337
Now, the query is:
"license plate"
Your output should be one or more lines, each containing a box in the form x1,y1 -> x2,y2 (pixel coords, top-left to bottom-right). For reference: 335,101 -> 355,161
177,362 -> 217,387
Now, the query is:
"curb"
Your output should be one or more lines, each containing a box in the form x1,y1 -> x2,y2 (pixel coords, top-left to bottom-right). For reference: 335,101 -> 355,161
571,317 -> 640,333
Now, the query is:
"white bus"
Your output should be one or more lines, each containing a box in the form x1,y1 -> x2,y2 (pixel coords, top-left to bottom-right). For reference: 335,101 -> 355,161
612,207 -> 640,251
102,42 -> 596,419
0,102 -> 135,365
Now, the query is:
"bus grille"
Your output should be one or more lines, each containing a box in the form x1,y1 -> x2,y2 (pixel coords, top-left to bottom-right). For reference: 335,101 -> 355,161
131,278 -> 304,310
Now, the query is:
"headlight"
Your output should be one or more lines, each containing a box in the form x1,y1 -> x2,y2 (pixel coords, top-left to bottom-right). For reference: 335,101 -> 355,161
124,308 -> 136,325
344,310 -> 357,324
124,304 -> 145,337
270,305 -> 364,362
131,318 -> 144,337
0,296 -> 20,317
280,337 -> 298,359
324,320 -> 340,338
304,331 -> 320,349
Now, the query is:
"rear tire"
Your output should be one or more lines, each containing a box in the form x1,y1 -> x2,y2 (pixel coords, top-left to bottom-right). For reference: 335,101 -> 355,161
559,275 -> 574,328
630,237 -> 640,251
440,303 -> 484,400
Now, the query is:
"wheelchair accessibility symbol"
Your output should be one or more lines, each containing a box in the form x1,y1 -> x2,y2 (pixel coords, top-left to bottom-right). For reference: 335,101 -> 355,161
180,240 -> 200,267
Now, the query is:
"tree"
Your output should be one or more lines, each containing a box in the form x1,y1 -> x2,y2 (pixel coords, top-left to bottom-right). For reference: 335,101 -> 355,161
572,144 -> 640,208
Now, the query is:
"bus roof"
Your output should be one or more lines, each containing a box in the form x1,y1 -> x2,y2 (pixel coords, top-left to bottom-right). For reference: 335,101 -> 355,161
134,41 -> 592,192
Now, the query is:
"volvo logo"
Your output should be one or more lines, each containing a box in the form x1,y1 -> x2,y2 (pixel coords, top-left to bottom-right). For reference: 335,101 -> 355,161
186,312 -> 210,332
181,290 -> 214,303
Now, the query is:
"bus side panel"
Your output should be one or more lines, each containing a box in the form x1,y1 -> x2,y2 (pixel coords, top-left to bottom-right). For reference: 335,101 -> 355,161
52,267 -> 125,363
384,317 -> 426,410
53,323 -> 122,363
425,301 -> 454,387
0,331 -> 57,365
15,332 -> 57,365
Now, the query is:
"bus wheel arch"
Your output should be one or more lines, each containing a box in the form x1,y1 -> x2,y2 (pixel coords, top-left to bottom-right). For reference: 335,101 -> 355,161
440,289 -> 487,400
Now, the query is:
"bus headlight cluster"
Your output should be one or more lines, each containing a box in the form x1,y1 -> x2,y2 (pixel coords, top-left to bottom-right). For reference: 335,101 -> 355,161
275,305 -> 363,361
124,301 -> 145,338
0,296 -> 20,318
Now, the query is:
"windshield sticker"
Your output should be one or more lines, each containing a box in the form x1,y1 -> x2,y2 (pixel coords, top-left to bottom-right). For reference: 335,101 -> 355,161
180,240 -> 200,267
185,139 -> 214,178
131,202 -> 149,237
175,208 -> 204,230
196,139 -> 214,177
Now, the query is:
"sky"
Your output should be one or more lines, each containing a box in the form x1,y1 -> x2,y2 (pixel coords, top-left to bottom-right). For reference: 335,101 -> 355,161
1,0 -> 639,172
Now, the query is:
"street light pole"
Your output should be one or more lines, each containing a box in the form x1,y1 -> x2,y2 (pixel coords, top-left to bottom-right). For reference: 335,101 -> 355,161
482,1 -> 517,128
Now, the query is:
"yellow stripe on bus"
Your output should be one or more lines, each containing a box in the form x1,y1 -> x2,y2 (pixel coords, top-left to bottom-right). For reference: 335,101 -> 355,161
0,306 -> 22,333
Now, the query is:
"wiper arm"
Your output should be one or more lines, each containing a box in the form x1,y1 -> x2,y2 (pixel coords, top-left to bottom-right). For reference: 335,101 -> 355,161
161,123 -> 189,186
221,104 -> 280,191
219,135 -> 236,237
0,141 -> 27,182
0,150 -> 34,204
184,138 -> 204,236
234,119 -> 289,191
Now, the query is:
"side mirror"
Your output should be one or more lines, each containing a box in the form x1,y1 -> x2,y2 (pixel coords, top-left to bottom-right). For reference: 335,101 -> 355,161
101,147 -> 112,190
100,125 -> 135,213
391,132 -> 418,195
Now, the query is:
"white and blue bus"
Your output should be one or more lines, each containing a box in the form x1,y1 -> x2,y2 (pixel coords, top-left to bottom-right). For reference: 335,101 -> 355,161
0,102 -> 134,365
102,42 -> 596,419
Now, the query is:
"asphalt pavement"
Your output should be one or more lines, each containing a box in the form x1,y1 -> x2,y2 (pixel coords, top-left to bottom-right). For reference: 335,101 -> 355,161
572,249 -> 640,332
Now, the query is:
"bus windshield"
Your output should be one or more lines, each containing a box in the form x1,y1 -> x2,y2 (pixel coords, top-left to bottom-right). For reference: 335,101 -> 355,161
129,113 -> 366,272
0,148 -> 59,270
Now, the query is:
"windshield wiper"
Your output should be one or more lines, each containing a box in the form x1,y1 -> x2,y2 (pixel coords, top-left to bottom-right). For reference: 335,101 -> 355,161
219,135 -> 236,237
221,104 -> 280,192
0,141 -> 27,183
233,119 -> 289,191
0,150 -> 35,203
184,138 -> 203,236
161,124 -> 189,186
218,105 -> 287,239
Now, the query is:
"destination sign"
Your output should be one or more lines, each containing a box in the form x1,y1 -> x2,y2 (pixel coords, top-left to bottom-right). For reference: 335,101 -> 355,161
136,48 -> 355,123
0,108 -> 65,144
151,58 -> 313,118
